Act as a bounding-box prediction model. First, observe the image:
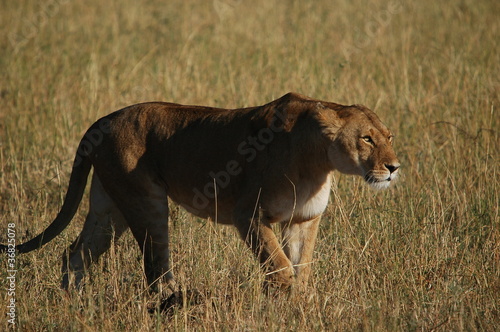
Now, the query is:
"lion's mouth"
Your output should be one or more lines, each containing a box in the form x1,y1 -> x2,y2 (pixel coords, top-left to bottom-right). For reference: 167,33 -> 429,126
364,171 -> 397,190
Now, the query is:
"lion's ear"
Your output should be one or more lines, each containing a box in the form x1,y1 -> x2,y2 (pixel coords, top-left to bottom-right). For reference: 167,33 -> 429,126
314,102 -> 345,136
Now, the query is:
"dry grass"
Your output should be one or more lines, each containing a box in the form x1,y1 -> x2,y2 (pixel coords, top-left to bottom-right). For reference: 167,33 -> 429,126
1,0 -> 499,330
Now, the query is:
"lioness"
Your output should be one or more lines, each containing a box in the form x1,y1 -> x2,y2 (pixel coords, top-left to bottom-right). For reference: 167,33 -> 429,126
1,92 -> 399,292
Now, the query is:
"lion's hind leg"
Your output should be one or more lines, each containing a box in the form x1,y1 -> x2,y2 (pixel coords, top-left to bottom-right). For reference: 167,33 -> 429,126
61,174 -> 128,290
105,180 -> 175,296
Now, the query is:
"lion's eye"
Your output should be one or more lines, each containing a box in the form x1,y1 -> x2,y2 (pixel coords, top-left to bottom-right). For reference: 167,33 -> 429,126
388,135 -> 394,144
362,136 -> 374,145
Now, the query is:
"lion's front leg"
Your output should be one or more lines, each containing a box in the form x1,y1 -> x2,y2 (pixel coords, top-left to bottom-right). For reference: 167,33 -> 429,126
281,215 -> 321,287
233,213 -> 295,288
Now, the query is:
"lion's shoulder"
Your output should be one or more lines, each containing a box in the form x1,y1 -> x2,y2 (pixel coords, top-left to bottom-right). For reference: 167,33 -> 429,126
272,92 -> 348,115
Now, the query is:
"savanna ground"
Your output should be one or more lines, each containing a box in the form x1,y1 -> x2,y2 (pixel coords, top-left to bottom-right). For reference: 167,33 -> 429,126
0,0 -> 498,330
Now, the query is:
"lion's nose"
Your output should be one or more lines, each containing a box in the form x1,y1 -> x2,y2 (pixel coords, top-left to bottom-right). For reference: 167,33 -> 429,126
385,163 -> 400,174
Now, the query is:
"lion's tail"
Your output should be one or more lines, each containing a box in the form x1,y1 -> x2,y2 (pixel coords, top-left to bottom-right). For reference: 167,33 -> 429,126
0,144 -> 92,254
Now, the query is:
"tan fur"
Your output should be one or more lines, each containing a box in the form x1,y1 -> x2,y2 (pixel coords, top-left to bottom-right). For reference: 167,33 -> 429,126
1,92 -> 399,292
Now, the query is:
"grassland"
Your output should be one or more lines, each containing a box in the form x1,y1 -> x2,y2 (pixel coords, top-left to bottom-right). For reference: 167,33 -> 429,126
0,0 -> 499,330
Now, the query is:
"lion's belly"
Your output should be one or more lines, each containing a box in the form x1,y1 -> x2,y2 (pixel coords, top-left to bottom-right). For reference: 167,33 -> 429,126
168,191 -> 235,225
165,165 -> 332,225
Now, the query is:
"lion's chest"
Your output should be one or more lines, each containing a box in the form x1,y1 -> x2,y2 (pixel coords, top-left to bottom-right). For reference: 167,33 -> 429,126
265,174 -> 331,223
296,178 -> 331,219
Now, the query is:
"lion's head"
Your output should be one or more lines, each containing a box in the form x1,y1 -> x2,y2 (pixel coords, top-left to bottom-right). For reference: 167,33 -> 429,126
323,104 -> 400,190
